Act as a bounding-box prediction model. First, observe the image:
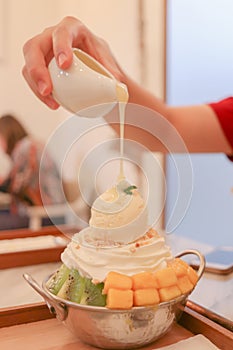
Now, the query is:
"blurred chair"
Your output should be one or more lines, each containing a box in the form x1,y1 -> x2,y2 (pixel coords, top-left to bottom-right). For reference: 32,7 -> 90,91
27,180 -> 88,231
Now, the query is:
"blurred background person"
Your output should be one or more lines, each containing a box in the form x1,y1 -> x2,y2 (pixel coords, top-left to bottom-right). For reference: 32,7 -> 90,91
0,114 -> 65,230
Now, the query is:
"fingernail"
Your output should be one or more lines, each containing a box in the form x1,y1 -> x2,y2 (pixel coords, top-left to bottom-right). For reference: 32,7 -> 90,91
48,102 -> 59,110
47,98 -> 59,110
58,52 -> 67,67
38,80 -> 48,95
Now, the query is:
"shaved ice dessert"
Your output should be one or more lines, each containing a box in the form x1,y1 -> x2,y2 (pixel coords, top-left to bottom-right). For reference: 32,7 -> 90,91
46,180 -> 198,309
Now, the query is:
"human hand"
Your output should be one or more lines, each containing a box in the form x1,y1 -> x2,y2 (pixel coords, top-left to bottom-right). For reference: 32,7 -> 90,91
22,16 -> 124,109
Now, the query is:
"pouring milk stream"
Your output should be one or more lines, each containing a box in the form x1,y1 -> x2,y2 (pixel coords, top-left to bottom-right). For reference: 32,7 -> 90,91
49,49 -> 149,246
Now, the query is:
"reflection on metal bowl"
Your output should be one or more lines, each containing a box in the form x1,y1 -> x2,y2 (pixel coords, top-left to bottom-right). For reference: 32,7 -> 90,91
45,289 -> 187,349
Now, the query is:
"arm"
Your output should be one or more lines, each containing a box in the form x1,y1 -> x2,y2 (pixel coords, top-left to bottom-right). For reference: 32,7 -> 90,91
165,104 -> 232,154
113,75 -> 233,154
22,16 -> 233,154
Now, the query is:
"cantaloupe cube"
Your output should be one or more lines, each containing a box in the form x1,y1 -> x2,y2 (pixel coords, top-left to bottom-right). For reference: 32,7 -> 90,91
103,271 -> 132,294
132,272 -> 158,290
187,266 -> 198,285
154,267 -> 178,288
107,289 -> 133,309
176,258 -> 190,268
177,275 -> 194,294
168,258 -> 188,277
159,285 -> 182,302
133,288 -> 160,306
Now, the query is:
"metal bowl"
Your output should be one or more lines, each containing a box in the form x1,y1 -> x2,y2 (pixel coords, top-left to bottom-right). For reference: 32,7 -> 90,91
24,250 -> 205,349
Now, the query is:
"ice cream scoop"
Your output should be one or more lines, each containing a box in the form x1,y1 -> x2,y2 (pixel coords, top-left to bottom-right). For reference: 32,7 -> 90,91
88,180 -> 148,245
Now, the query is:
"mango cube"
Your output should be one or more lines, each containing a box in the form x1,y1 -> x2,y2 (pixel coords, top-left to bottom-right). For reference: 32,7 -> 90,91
133,288 -> 160,306
107,289 -> 133,309
154,267 -> 178,288
177,275 -> 194,294
159,285 -> 182,302
132,272 -> 158,290
168,258 -> 188,277
103,271 -> 132,294
187,266 -> 198,285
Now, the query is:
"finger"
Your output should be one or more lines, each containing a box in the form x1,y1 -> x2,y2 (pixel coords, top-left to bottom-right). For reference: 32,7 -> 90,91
22,65 -> 59,110
52,28 -> 74,69
52,16 -> 83,69
23,29 -> 55,97
52,17 -> 99,69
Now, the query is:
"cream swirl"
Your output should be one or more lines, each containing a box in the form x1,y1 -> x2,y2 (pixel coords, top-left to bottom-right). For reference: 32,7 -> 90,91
61,229 -> 173,282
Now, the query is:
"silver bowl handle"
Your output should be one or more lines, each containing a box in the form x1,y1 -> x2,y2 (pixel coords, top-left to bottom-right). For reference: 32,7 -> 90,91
23,273 -> 67,321
175,249 -> 206,280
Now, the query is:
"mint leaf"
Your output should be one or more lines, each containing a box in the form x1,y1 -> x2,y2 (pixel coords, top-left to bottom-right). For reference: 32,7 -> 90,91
124,185 -> 137,195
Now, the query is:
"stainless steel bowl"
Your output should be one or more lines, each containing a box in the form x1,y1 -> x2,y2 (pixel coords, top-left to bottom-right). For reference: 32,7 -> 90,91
24,250 -> 205,349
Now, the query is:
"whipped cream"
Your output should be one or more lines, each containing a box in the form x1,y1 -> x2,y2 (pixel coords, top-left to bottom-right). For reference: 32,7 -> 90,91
61,230 -> 173,282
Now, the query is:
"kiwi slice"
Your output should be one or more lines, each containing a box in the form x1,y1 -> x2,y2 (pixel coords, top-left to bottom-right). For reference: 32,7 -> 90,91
46,264 -> 70,295
68,270 -> 86,303
57,269 -> 85,303
80,278 -> 106,307
47,266 -> 106,306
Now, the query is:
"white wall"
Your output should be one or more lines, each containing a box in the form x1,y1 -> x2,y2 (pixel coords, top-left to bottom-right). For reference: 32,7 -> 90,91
143,0 -> 165,98
0,0 -> 64,140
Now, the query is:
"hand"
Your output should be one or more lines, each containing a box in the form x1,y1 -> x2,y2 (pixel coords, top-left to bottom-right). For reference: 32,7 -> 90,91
22,16 -> 124,109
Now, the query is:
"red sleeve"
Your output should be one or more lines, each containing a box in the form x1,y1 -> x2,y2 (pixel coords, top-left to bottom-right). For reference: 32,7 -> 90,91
209,97 -> 233,151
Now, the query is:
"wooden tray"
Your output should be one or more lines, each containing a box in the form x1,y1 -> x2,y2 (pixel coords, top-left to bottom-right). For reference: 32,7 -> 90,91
0,225 -> 77,269
0,302 -> 232,350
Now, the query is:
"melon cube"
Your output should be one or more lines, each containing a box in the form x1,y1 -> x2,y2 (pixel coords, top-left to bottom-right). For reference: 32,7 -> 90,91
177,275 -> 194,294
187,266 -> 198,285
159,285 -> 182,302
154,267 -> 178,288
176,258 -> 190,269
132,272 -> 158,290
133,288 -> 160,306
107,289 -> 133,309
103,271 -> 132,294
168,258 -> 188,277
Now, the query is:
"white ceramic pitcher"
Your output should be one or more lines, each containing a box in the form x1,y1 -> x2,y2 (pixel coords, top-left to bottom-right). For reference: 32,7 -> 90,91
48,48 -> 128,117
